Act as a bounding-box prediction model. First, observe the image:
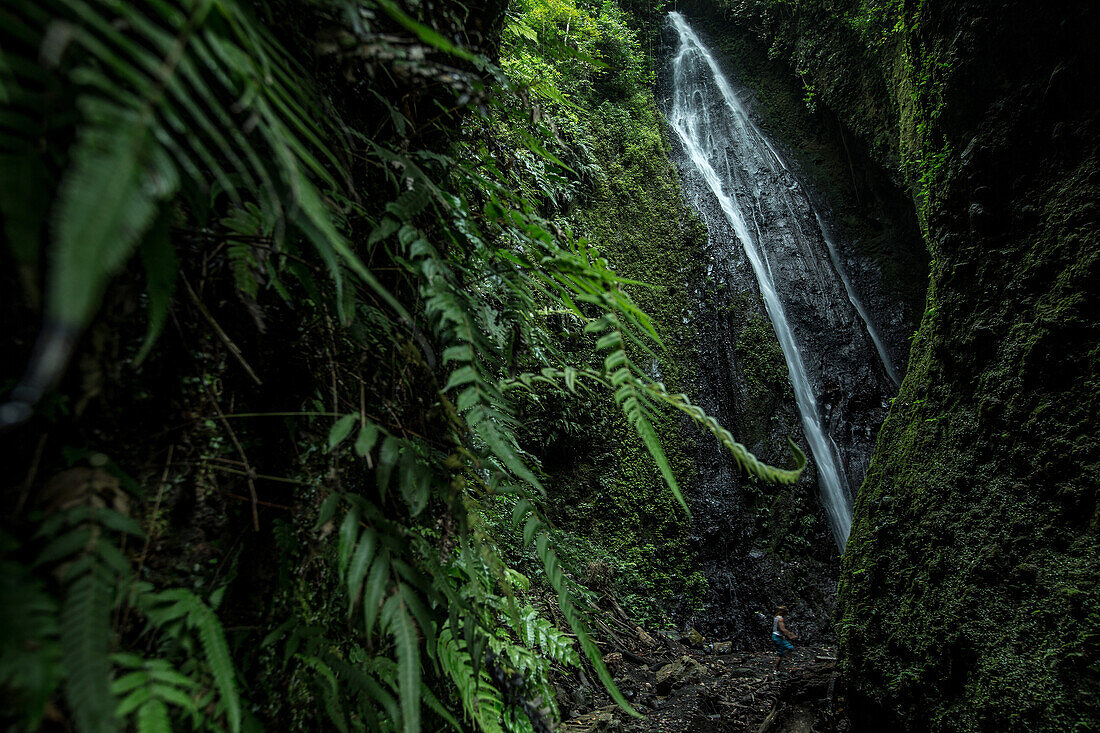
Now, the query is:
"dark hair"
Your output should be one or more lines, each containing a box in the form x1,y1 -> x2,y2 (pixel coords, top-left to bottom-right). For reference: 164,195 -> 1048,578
776,605 -> 789,615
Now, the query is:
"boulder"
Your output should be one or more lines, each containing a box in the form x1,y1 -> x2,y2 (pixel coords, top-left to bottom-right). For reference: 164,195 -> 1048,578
655,655 -> 707,695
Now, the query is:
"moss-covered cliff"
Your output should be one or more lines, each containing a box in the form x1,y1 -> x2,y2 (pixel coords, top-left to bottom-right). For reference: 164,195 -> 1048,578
693,0 -> 1100,728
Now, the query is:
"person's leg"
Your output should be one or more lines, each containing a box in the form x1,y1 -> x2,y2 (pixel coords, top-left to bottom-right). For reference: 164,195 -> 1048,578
774,637 -> 792,674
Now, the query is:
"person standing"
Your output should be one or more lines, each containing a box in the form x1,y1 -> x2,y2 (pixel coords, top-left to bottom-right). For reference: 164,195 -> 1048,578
772,605 -> 798,673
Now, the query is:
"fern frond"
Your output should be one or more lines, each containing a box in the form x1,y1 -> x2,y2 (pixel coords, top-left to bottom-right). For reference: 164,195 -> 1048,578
189,599 -> 241,733
61,561 -> 119,732
136,699 -> 172,733
520,607 -> 579,667
296,655 -> 349,733
363,551 -> 391,640
528,527 -> 638,718
51,106 -> 178,327
0,557 -> 61,729
646,382 -> 808,484
382,594 -> 422,733
439,627 -> 505,733
110,655 -> 200,725
346,527 -> 378,617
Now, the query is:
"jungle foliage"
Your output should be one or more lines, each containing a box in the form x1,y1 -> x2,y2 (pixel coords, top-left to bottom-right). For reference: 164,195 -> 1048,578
0,0 -> 806,730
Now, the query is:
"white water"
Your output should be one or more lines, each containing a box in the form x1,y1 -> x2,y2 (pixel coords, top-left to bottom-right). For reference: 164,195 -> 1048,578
667,12 -> 857,549
816,213 -> 901,385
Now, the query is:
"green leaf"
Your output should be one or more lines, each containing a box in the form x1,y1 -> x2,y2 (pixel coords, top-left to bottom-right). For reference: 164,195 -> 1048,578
0,559 -> 60,730
511,498 -> 531,529
387,600 -> 421,733
443,365 -> 478,392
95,508 -> 145,538
117,685 -> 153,718
376,437 -> 402,496
337,506 -> 361,576
50,107 -> 178,327
133,211 -> 177,366
346,529 -> 377,616
61,565 -> 119,732
438,627 -> 504,733
523,516 -> 539,548
354,423 -> 379,458
363,553 -> 390,640
375,0 -> 481,65
35,527 -> 93,567
399,463 -> 430,517
327,414 -> 358,452
315,493 -> 340,531
192,602 -> 240,733
136,699 -> 172,733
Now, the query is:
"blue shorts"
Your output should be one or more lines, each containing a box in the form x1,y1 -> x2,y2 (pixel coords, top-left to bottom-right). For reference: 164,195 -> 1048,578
772,633 -> 793,655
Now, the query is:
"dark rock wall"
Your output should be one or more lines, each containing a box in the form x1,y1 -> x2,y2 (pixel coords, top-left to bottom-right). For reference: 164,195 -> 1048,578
683,0 -> 1099,728
839,2 -> 1100,729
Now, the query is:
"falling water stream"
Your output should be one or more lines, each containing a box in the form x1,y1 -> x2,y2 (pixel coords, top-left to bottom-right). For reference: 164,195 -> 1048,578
665,12 -> 899,550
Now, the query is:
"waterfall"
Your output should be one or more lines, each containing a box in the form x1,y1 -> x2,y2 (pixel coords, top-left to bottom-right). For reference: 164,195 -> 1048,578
816,212 -> 901,386
665,12 -> 894,550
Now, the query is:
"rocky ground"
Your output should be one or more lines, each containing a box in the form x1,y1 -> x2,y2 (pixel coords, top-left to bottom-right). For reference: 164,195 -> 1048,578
554,607 -> 849,732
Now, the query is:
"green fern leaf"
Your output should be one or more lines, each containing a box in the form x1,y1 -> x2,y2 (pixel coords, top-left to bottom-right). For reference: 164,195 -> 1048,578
328,414 -> 358,452
346,529 -> 377,616
133,212 -> 176,366
363,553 -> 390,640
438,627 -> 504,733
329,654 -> 401,725
93,508 -> 145,538
619,383 -> 689,515
136,699 -> 171,733
337,505 -> 361,576
354,423 -> 379,458
386,598 -> 421,733
0,558 -> 61,730
190,601 -> 240,733
314,494 -> 340,532
398,462 -> 431,516
297,655 -> 348,732
50,106 -> 178,327
533,534 -> 638,718
117,685 -> 153,718
34,527 -> 94,567
61,564 -> 119,732
398,582 -> 436,662
420,679 -> 462,731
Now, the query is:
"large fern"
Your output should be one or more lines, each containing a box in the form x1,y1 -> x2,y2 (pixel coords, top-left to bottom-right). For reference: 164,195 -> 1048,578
0,0 -> 399,426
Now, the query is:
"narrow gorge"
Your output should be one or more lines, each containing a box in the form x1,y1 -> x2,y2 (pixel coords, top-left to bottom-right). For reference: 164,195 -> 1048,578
0,0 -> 1095,731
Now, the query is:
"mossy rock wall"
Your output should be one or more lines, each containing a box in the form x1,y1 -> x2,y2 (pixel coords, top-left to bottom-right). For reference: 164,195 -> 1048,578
536,88 -> 712,621
692,0 -> 1100,728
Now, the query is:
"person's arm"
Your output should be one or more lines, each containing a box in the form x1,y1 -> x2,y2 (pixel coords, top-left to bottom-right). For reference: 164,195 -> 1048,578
777,617 -> 797,640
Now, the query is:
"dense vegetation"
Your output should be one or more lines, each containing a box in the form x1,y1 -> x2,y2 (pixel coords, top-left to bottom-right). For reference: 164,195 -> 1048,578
0,0 -> 807,730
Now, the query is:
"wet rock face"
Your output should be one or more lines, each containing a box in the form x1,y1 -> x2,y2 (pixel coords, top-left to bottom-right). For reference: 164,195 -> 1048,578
654,16 -> 919,643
